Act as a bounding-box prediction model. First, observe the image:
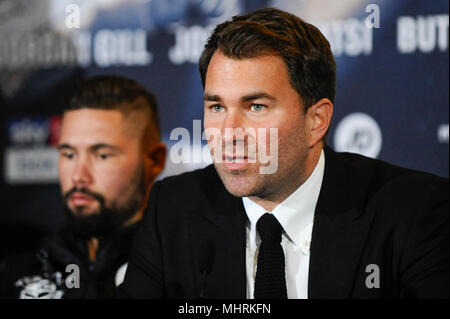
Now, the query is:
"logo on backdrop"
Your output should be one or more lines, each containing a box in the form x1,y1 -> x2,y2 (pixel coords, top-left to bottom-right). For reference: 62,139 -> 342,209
4,116 -> 61,184
333,112 -> 382,158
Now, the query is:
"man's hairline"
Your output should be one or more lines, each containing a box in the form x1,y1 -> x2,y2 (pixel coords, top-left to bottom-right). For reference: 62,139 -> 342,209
61,107 -> 159,150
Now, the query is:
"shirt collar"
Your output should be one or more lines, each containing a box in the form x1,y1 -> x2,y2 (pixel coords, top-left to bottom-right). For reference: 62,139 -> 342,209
243,149 -> 325,254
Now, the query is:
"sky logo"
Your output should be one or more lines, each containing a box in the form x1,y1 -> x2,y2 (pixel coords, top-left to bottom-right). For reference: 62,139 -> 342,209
7,116 -> 61,146
7,117 -> 49,146
5,115 -> 61,184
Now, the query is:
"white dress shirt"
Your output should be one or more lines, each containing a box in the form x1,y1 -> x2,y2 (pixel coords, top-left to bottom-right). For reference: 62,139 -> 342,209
243,149 -> 325,299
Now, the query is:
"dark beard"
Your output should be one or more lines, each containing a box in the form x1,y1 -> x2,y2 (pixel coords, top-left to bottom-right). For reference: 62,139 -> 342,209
62,167 -> 145,238
63,202 -> 138,239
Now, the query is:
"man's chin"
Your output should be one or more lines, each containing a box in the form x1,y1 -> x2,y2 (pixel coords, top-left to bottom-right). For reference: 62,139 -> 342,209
65,208 -> 112,238
223,186 -> 253,198
216,167 -> 261,198
72,211 -> 100,220
69,205 -> 100,217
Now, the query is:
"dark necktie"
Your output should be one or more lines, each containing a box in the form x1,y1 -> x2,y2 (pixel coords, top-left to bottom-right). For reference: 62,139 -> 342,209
254,213 -> 288,299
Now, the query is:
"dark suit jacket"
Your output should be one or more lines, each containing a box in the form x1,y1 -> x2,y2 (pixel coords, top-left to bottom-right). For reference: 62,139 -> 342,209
118,147 -> 449,299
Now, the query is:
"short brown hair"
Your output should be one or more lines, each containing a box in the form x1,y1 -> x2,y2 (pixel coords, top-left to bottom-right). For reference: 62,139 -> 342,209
199,7 -> 336,111
66,75 -> 161,144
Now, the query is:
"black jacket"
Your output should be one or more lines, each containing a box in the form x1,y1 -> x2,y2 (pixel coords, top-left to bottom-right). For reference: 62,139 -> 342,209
118,147 -> 449,298
0,222 -> 139,299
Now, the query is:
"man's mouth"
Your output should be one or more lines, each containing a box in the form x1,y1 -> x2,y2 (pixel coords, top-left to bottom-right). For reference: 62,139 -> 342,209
70,192 -> 95,206
224,155 -> 247,162
223,155 -> 249,170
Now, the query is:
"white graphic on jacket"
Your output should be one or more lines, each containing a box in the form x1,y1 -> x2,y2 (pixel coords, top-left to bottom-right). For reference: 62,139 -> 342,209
15,272 -> 64,299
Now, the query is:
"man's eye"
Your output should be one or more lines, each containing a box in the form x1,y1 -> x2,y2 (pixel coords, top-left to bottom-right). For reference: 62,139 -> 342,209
61,151 -> 74,159
97,153 -> 112,160
211,105 -> 224,112
251,104 -> 266,111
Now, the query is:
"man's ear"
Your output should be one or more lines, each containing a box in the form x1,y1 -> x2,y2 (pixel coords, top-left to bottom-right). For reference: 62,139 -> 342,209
307,98 -> 333,148
144,142 -> 167,180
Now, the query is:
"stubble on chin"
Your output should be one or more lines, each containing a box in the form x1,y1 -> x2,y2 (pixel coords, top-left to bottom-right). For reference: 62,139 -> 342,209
214,163 -> 267,198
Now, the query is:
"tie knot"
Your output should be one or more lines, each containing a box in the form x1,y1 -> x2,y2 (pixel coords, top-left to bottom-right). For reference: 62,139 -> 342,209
256,213 -> 283,243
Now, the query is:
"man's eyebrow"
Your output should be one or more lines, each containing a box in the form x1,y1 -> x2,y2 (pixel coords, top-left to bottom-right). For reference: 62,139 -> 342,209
57,144 -> 121,151
57,144 -> 73,150
203,93 -> 222,102
203,92 -> 276,102
90,144 -> 121,152
241,92 -> 276,102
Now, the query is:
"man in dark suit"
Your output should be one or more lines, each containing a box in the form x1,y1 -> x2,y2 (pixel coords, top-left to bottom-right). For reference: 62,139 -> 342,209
118,8 -> 448,299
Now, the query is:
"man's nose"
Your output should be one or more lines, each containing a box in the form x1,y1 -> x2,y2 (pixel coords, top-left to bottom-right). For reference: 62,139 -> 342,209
222,109 -> 244,143
71,157 -> 93,187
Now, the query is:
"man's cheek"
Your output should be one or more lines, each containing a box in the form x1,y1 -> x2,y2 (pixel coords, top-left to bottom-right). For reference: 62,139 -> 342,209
60,182 -> 72,199
105,174 -> 133,198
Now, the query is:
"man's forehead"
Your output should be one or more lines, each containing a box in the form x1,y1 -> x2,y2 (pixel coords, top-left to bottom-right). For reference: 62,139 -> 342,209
62,108 -> 123,120
207,51 -> 286,73
59,108 -> 140,145
204,53 -> 293,101
206,52 -> 288,84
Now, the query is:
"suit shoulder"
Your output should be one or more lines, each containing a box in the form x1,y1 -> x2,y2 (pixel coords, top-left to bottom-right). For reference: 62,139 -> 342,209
325,149 -> 448,217
156,164 -> 219,191
149,164 -> 224,208
334,150 -> 448,195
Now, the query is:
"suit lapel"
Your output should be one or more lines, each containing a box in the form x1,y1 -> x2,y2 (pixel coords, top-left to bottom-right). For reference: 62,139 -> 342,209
308,147 -> 375,298
188,165 -> 247,298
